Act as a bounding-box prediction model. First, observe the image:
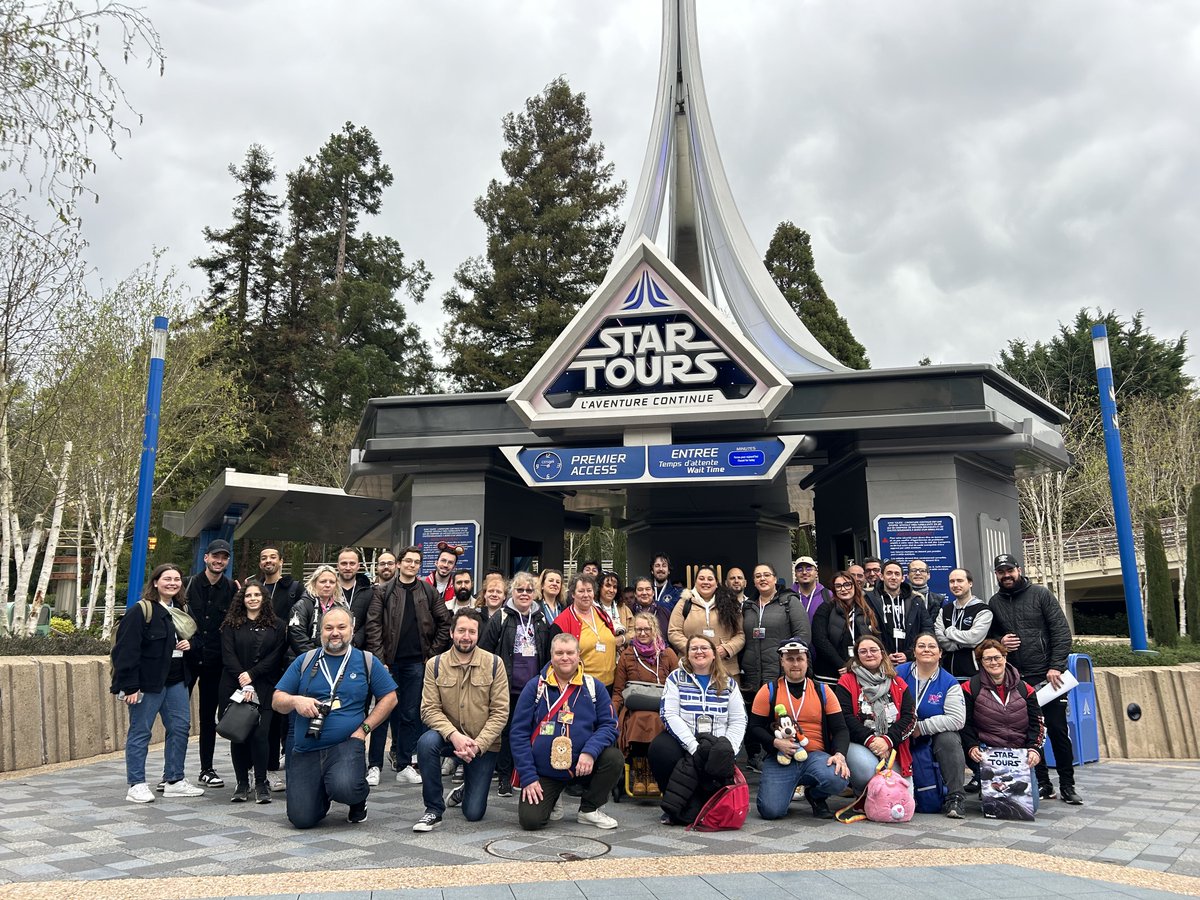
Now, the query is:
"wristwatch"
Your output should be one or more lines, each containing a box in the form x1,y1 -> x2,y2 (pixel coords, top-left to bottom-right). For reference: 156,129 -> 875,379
361,722 -> 372,735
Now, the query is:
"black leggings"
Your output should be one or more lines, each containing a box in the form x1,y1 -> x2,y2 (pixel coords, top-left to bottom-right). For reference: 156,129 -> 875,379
229,705 -> 274,789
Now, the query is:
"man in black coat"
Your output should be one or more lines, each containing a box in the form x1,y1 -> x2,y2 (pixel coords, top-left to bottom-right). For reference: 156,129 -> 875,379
185,539 -> 236,789
867,559 -> 932,665
988,553 -> 1081,805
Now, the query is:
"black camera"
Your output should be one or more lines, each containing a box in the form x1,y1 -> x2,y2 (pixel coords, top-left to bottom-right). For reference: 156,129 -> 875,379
306,701 -> 333,739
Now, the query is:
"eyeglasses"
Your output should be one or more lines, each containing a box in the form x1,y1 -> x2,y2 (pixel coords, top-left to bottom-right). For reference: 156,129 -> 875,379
634,627 -> 654,634
981,654 -> 1005,663
796,564 -> 816,571
857,646 -> 882,656
689,646 -> 713,653
865,567 -> 881,574
909,568 -> 929,574
753,573 -> 774,580
833,581 -> 854,590
514,586 -> 535,593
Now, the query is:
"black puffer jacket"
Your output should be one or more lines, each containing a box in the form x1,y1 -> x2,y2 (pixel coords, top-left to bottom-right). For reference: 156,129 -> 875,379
479,602 -> 552,689
661,734 -> 735,825
986,577 -> 1071,683
739,591 -> 811,694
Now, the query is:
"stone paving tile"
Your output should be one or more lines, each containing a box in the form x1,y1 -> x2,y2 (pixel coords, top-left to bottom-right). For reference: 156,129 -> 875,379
1,749 -> 1199,888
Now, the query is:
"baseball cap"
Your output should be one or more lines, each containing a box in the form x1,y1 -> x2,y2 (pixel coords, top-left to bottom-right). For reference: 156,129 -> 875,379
993,553 -> 1019,571
206,539 -> 232,555
777,637 -> 810,656
794,556 -> 817,569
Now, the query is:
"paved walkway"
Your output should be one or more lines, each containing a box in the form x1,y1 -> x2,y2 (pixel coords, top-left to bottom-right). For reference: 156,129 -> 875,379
1,745 -> 1198,898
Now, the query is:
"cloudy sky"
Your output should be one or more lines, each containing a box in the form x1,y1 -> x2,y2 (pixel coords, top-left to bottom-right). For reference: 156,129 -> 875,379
80,0 -> 1200,380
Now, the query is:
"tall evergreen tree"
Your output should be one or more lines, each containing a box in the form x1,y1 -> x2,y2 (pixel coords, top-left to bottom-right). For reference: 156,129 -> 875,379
1143,512 -> 1178,646
284,122 -> 436,429
442,77 -> 626,391
999,309 -> 1189,410
191,144 -> 283,330
764,222 -> 869,370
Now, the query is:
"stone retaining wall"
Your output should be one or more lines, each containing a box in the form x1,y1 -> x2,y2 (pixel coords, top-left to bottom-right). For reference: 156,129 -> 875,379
3,657 -> 1197,771
0,656 -> 199,772
1093,663 -> 1200,760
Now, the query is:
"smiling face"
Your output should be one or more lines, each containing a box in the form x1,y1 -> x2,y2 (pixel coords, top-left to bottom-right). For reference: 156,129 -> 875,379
512,577 -> 537,612
980,645 -> 1007,682
541,571 -> 562,600
687,637 -> 716,674
752,565 -> 776,597
154,567 -> 183,601
913,634 -> 941,667
435,551 -> 457,578
571,578 -> 595,612
634,578 -> 654,606
725,568 -> 746,593
995,564 -> 1021,590
907,561 -> 930,588
483,580 -> 505,609
948,568 -> 972,599
398,550 -> 421,581
320,608 -> 352,654
794,562 -> 817,588
550,637 -> 581,681
337,550 -> 360,583
243,585 -> 264,617
599,575 -> 618,603
375,553 -> 397,581
651,557 -> 670,581
259,548 -> 281,577
452,616 -> 479,655
694,568 -> 717,598
855,637 -> 885,672
780,649 -> 809,682
205,551 -> 230,576
882,563 -> 904,592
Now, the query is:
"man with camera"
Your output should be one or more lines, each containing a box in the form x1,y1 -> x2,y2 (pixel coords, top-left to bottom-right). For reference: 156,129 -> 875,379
273,606 -> 397,828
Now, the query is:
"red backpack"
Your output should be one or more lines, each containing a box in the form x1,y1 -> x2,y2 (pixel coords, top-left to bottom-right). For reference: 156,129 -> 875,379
686,767 -> 749,832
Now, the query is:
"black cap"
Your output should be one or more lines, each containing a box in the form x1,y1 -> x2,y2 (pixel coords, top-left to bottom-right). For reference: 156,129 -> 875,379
206,539 -> 232,555
993,553 -> 1019,571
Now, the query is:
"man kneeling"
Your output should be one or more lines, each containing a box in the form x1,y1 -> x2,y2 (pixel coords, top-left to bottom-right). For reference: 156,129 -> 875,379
412,609 -> 509,832
273,607 -> 397,827
510,634 -> 622,830
751,638 -> 850,820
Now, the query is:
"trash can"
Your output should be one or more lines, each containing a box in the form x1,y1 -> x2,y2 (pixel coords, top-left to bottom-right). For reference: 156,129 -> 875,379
1043,652 -> 1099,767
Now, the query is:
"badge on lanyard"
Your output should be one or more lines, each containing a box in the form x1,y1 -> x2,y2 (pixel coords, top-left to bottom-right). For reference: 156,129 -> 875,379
558,711 -> 574,724
753,627 -> 766,640
695,714 -> 713,735
702,628 -> 715,638
595,642 -> 607,653
539,723 -> 556,736
331,699 -> 342,710
893,628 -> 906,642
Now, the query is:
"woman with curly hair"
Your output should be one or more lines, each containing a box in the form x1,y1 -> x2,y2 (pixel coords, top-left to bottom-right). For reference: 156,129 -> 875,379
812,571 -> 881,684
220,583 -> 287,803
667,566 -> 744,680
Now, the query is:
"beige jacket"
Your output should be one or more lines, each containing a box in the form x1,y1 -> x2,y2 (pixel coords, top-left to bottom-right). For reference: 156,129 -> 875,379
667,594 -> 745,678
420,648 -> 510,753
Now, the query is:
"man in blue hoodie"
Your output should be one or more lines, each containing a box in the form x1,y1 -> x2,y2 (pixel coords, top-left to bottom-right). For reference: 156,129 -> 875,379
510,634 -> 622,831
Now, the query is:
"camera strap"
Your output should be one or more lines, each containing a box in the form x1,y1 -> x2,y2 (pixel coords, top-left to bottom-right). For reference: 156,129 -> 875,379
318,652 -> 351,705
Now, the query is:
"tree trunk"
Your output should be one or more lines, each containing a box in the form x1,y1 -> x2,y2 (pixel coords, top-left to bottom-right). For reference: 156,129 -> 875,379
32,442 -> 72,625
0,387 -> 12,631
11,513 -> 44,634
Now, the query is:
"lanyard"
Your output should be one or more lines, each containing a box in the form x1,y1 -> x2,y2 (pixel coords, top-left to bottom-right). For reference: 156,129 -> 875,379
884,592 -> 903,626
654,580 -> 671,604
782,678 -> 809,722
798,588 -> 817,617
953,599 -> 972,629
914,673 -> 935,709
635,651 -> 662,678
317,651 -> 351,700
695,597 -> 714,626
576,607 -> 601,637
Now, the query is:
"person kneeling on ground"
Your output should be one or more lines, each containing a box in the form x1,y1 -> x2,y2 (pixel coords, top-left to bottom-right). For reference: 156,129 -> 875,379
651,634 -> 747,826
272,607 -> 397,828
412,609 -> 509,832
510,633 -> 622,831
750,638 -> 850,820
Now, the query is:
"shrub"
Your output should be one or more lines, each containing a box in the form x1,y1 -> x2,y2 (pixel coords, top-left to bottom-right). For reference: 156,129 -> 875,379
1144,514 -> 1179,646
1073,637 -> 1200,668
49,616 -> 75,635
0,632 -> 113,657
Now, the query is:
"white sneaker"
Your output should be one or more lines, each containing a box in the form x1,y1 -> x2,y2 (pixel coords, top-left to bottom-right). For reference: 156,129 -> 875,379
162,778 -> 205,798
792,786 -> 806,803
396,766 -> 422,785
441,757 -> 457,777
126,783 -> 155,804
267,772 -> 286,792
577,806 -> 618,829
366,765 -> 381,786
549,797 -> 564,821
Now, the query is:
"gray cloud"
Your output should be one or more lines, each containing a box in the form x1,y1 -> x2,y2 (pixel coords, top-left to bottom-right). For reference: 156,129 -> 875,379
81,0 -> 1199,380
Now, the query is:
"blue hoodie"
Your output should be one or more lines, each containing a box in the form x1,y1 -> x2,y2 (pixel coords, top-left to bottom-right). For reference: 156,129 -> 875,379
510,663 -> 617,785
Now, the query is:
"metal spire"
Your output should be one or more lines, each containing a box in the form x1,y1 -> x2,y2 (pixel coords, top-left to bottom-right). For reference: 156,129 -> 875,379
611,0 -> 846,375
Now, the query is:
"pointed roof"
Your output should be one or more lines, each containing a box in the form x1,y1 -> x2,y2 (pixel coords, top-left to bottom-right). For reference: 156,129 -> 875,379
611,0 -> 845,376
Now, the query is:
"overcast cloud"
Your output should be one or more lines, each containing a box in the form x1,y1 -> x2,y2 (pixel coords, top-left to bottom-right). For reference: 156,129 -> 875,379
79,0 -> 1200,381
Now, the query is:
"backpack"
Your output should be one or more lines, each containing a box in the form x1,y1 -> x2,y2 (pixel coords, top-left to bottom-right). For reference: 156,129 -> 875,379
767,678 -> 831,752
109,600 -> 156,694
686,766 -> 749,832
433,652 -> 500,679
299,648 -> 377,715
909,736 -> 948,813
836,751 -> 915,824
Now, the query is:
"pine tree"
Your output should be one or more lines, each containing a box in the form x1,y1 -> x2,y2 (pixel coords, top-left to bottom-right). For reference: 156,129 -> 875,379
764,222 -> 869,370
1186,483 -> 1200,640
1143,512 -> 1178,647
284,122 -> 436,429
442,77 -> 627,391
191,144 -> 283,331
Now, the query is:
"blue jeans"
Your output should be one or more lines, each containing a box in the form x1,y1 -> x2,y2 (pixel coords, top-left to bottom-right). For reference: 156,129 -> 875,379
416,728 -> 496,821
756,750 -> 850,820
126,680 -> 190,785
846,742 -> 883,793
285,737 -> 368,829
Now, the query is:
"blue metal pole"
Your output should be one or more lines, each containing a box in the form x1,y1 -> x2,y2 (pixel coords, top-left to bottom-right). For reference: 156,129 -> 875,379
1091,323 -> 1149,651
125,317 -> 169,607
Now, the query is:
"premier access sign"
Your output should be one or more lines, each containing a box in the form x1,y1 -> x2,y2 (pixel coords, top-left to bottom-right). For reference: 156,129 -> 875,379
507,237 -> 791,429
501,437 -> 804,488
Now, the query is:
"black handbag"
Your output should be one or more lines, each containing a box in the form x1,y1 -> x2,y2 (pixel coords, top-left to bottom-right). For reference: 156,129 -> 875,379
622,681 -> 665,712
216,699 -> 260,743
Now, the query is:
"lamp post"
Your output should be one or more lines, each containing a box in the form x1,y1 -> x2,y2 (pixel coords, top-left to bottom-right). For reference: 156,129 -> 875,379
1091,323 -> 1149,651
125,316 -> 168,606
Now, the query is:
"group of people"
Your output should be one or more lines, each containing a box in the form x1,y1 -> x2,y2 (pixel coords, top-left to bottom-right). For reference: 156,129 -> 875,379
111,543 -> 1082,833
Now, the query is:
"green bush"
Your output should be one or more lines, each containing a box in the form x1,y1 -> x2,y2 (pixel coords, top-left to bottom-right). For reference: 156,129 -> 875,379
1074,637 -> 1200,668
1072,611 -> 1130,636
0,632 -> 112,656
49,616 -> 75,634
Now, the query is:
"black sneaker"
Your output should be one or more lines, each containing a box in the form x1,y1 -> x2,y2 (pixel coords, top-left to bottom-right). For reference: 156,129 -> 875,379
943,793 -> 966,819
497,781 -> 513,797
964,776 -> 980,794
198,770 -> 225,788
809,798 -> 835,820
446,786 -> 465,808
412,811 -> 442,832
255,784 -> 272,804
231,784 -> 250,803
1060,786 -> 1083,805
156,780 -> 166,793
388,748 -> 400,772
348,802 -> 367,824
1038,782 -> 1057,801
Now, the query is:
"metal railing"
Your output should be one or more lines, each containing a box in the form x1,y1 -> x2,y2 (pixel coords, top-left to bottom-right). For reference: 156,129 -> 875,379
1022,516 -> 1186,573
